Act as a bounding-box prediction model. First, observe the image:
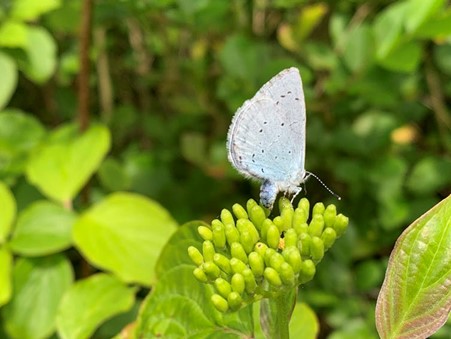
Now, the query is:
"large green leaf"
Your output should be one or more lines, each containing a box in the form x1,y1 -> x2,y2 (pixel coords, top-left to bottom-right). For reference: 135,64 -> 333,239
11,0 -> 61,21
0,247 -> 12,306
20,26 -> 57,83
73,192 -> 177,285
26,123 -> 110,203
9,200 -> 76,256
376,195 -> 451,338
0,52 -> 18,110
404,0 -> 445,34
1,255 -> 73,339
136,221 -> 254,338
342,23 -> 374,73
377,40 -> 422,73
0,181 -> 16,243
289,302 -> 319,339
0,20 -> 28,48
0,110 -> 46,177
56,273 -> 135,339
373,2 -> 408,60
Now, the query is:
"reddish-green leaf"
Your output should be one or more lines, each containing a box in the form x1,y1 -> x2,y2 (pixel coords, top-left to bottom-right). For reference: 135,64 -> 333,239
376,195 -> 451,339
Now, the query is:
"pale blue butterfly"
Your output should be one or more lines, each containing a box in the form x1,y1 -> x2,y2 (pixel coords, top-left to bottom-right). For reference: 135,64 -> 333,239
227,67 -> 308,209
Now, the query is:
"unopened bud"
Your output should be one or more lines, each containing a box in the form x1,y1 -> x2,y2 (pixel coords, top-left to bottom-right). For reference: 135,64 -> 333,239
231,273 -> 245,294
310,236 -> 324,262
213,253 -> 232,274
211,294 -> 229,312
231,242 -> 248,263
321,227 -> 337,250
264,267 -> 282,287
212,220 -> 226,248
202,240 -> 215,262
188,246 -> 203,266
308,214 -> 324,237
248,251 -> 264,277
323,204 -> 337,228
193,267 -> 208,283
198,225 -> 213,241
232,203 -> 248,220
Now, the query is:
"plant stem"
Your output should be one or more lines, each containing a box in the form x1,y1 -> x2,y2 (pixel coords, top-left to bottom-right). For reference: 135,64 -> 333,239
260,287 -> 297,339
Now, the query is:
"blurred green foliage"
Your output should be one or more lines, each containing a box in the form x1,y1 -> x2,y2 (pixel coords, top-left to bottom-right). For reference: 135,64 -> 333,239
0,0 -> 450,338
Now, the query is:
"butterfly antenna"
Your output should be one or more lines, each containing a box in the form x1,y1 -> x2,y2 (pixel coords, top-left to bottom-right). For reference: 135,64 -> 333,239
306,171 -> 342,200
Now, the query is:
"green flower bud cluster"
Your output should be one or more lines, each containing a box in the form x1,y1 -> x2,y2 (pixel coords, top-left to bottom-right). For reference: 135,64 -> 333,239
187,197 -> 349,313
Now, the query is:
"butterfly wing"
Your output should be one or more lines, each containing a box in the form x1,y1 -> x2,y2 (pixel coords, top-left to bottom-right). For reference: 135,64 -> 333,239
227,67 -> 306,184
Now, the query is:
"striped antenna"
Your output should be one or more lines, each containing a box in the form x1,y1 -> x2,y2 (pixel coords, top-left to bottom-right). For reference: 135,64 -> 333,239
306,171 -> 341,200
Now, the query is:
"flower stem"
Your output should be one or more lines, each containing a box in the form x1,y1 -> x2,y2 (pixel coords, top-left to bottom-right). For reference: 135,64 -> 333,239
260,287 -> 297,339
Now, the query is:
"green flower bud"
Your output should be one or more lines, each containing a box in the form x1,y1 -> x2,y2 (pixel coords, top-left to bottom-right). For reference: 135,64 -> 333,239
246,198 -> 258,212
220,209 -> 235,227
284,228 -> 298,248
231,273 -> 245,294
273,216 -> 285,233
333,214 -> 349,237
254,242 -> 269,257
269,251 -> 285,271
280,199 -> 294,231
187,246 -> 204,266
294,222 -> 309,236
203,261 -> 221,279
279,262 -> 295,286
231,242 -> 248,263
236,219 -> 259,244
323,204 -> 337,228
266,224 -> 280,249
214,278 -> 232,298
298,233 -> 311,257
312,202 -> 325,216
278,197 -> 293,212
264,267 -> 282,287
297,198 -> 310,219
213,253 -> 232,274
193,267 -> 208,283
240,230 -> 255,254
282,247 -> 302,274
310,236 -> 324,262
308,214 -> 324,237
321,227 -> 337,250
248,251 -> 264,277
227,291 -> 243,311
263,248 -> 277,267
198,225 -> 213,241
212,220 -> 226,248
299,259 -> 316,284
230,257 -> 247,274
249,205 -> 266,230
224,223 -> 240,246
202,240 -> 215,262
211,294 -> 229,312
292,208 -> 308,227
261,218 -> 273,240
242,268 -> 257,294
232,203 -> 248,220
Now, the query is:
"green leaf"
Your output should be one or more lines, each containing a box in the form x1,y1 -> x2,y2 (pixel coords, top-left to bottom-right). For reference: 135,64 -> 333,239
0,20 -> 28,48
376,195 -> 451,339
136,221 -> 254,337
404,0 -> 445,34
26,123 -> 110,203
11,0 -> 61,21
0,110 -> 46,176
56,273 -> 135,339
0,181 -> 16,243
342,23 -> 374,73
1,255 -> 73,339
289,302 -> 319,339
9,201 -> 76,256
20,26 -> 57,83
414,10 -> 451,38
377,40 -> 422,73
0,52 -> 18,110
373,2 -> 408,60
406,156 -> 451,195
97,157 -> 131,192
0,247 -> 13,306
73,192 -> 178,285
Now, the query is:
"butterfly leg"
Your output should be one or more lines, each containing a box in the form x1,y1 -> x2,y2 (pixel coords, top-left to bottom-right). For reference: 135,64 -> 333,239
260,180 -> 278,210
289,186 -> 303,205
